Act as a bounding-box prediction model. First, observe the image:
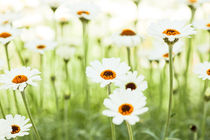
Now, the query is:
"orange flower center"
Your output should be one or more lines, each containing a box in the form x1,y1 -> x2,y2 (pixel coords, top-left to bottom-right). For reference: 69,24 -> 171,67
0,32 -> 11,38
11,125 -> 21,134
12,75 -> 28,84
120,29 -> 136,36
118,103 -> 134,115
77,11 -> 90,15
100,70 -> 116,80
207,69 -> 210,75
163,53 -> 169,58
189,0 -> 197,3
37,45 -> 46,49
206,23 -> 210,28
162,29 -> 181,36
125,82 -> 137,90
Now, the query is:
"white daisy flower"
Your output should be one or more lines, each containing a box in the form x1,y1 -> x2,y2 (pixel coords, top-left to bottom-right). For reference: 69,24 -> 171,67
44,0 -> 65,11
193,20 -> 210,31
112,29 -> 141,48
182,0 -> 209,8
55,6 -> 70,24
0,67 -> 41,91
194,61 -> 210,80
148,20 -> 196,43
56,46 -> 76,60
103,90 -> 148,125
66,2 -> 99,21
5,114 -> 32,139
114,71 -> 147,93
25,40 -> 57,54
0,25 -> 20,45
86,58 -> 130,87
0,12 -> 19,25
0,119 -> 11,140
197,44 -> 210,54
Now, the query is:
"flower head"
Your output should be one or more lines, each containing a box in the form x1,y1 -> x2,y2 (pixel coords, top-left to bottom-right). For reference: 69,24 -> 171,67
25,40 -> 57,54
193,20 -> 210,31
112,29 -> 141,48
103,90 -> 148,125
194,61 -> 210,80
0,67 -> 41,91
0,25 -> 20,45
56,46 -> 76,60
183,0 -> 209,8
0,119 -> 11,140
5,114 -> 32,139
86,58 -> 130,87
148,20 -> 196,43
114,71 -> 147,93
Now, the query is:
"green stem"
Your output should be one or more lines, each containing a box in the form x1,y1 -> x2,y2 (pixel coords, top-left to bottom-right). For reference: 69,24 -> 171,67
64,99 -> 69,140
13,91 -> 20,114
163,44 -> 174,140
193,132 -> 197,140
201,102 -> 207,140
107,84 -> 116,140
127,47 -> 133,71
134,46 -> 138,71
39,54 -> 44,108
126,121 -> 134,140
0,99 -> 5,118
14,41 -> 25,66
208,31 -> 210,61
4,43 -> 11,70
51,78 -> 59,111
158,63 -> 164,112
21,90 -> 41,140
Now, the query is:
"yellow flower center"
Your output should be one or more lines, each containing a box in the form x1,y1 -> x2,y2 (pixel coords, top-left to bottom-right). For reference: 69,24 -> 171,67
163,53 -> 169,58
120,29 -> 136,36
189,0 -> 197,3
207,69 -> 210,75
100,70 -> 116,80
206,23 -> 210,27
162,29 -> 181,36
118,103 -> 134,115
12,75 -> 28,84
77,11 -> 90,15
125,82 -> 137,90
11,125 -> 21,134
0,32 -> 11,38
37,45 -> 46,49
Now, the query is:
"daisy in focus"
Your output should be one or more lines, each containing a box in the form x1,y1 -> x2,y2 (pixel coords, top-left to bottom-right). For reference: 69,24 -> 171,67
25,40 -> 57,54
148,20 -> 196,43
194,61 -> 210,80
0,119 -> 11,140
5,114 -> 32,139
114,71 -> 147,93
112,29 -> 141,48
86,58 -> 130,87
0,67 -> 41,91
56,46 -> 76,61
66,2 -> 99,21
0,25 -> 20,45
103,90 -> 148,125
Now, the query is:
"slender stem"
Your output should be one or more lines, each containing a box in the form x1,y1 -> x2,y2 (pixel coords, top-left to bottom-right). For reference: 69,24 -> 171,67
4,43 -> 11,70
126,121 -> 134,140
14,41 -> 25,66
13,91 -> 20,114
127,47 -> 133,71
39,54 -> 44,108
208,31 -> 210,61
51,78 -> 59,111
64,99 -> 69,140
64,60 -> 70,85
134,46 -> 138,70
163,44 -> 174,140
193,132 -> 197,140
0,99 -> 5,118
107,84 -> 116,140
21,90 -> 41,140
158,63 -> 164,112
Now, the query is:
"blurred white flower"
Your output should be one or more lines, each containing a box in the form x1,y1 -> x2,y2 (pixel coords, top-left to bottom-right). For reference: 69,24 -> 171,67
0,12 -> 19,25
55,6 -> 71,24
25,40 -> 57,54
194,61 -> 210,80
0,0 -> 24,13
197,44 -> 210,54
181,0 -> 209,8
112,29 -> 141,48
56,46 -> 76,60
65,2 -> 100,21
193,20 -> 210,31
0,25 -> 21,45
0,67 -> 41,91
103,90 -> 148,125
148,20 -> 196,42
44,0 -> 65,11
34,26 -> 55,41
86,58 -> 130,87
114,71 -> 147,93
5,114 -> 32,139
0,119 -> 11,140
